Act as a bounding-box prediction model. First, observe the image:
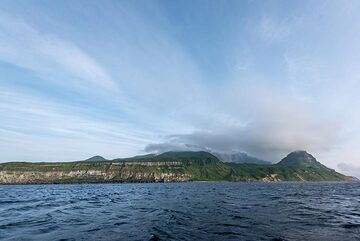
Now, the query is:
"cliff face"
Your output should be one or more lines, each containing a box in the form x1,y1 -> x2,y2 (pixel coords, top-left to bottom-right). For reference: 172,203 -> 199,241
0,151 -> 355,184
0,162 -> 193,184
0,169 -> 192,184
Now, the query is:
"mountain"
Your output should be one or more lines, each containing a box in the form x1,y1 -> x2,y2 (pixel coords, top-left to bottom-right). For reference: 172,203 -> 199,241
84,156 -> 107,162
277,150 -> 324,168
0,151 -> 355,184
213,152 -> 271,165
266,150 -> 356,181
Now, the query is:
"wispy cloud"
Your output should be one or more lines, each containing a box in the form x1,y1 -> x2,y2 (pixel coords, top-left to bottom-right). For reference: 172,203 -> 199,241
0,13 -> 116,90
254,14 -> 302,43
0,5 -> 206,161
0,88 -> 156,161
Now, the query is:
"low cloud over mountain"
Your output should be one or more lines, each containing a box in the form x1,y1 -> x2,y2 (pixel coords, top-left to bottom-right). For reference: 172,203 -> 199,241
145,83 -> 339,162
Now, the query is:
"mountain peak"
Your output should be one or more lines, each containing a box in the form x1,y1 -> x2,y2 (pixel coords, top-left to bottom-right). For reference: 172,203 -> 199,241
84,155 -> 107,162
277,151 -> 324,168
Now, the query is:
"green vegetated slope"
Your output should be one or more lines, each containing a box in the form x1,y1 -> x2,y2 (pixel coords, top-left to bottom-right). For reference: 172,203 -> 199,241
120,151 -> 233,181
0,151 -> 354,184
228,163 -> 346,182
229,151 -> 349,181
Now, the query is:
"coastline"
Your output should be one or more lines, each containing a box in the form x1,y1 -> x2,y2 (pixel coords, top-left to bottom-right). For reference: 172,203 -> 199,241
0,179 -> 357,186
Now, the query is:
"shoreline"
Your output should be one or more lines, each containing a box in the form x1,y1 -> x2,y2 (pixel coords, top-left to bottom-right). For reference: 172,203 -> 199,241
0,180 -> 356,186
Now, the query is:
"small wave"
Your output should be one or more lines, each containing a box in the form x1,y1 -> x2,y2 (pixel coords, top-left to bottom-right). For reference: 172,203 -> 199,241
342,223 -> 360,229
152,227 -> 173,239
231,214 -> 247,219
86,227 -> 101,232
218,222 -> 248,228
213,231 -> 241,236
114,221 -> 127,226
149,234 -> 161,241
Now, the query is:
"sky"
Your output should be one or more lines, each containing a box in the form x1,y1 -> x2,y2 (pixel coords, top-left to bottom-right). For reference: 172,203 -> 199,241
1,0 -> 360,177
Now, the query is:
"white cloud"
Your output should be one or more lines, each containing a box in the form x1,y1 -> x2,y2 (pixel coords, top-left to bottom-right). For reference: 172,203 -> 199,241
0,13 -> 117,90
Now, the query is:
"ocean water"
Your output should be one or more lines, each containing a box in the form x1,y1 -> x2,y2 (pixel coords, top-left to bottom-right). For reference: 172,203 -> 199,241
0,182 -> 359,241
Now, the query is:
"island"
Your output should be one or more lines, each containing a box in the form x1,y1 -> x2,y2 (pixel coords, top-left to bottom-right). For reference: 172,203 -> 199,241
0,150 -> 357,184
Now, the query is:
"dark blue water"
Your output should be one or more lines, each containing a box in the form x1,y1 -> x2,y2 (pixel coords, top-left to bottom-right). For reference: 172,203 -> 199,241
0,182 -> 359,241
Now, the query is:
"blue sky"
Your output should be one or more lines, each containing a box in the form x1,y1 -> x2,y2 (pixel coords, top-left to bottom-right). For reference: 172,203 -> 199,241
1,0 -> 360,176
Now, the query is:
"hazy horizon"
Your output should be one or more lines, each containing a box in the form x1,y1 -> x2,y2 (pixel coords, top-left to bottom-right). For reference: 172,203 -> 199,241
1,0 -> 360,178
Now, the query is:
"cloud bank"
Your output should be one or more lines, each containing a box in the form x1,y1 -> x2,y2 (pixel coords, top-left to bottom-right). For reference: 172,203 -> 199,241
145,81 -> 340,162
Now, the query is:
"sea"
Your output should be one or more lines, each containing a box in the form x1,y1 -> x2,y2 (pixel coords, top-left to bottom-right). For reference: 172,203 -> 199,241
0,182 -> 359,241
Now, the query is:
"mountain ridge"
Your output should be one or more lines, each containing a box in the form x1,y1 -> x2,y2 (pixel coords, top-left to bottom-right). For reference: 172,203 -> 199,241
0,151 -> 357,184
